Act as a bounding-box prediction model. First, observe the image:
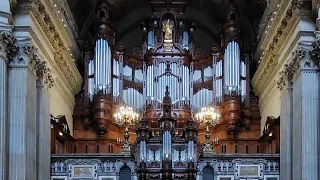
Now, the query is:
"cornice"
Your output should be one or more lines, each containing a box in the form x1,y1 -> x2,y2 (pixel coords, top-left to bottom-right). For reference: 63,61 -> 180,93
256,31 -> 314,109
257,0 -> 286,41
253,3 -> 297,96
42,0 -> 80,58
253,0 -> 315,96
27,25 -> 75,103
28,0 -> 82,95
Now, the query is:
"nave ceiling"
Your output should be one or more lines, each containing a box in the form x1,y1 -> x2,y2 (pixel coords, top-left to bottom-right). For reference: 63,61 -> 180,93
67,0 -> 267,55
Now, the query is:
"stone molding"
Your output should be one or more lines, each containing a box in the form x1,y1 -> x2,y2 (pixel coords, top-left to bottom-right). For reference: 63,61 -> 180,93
253,0 -> 314,95
253,1 -> 296,94
26,26 -> 74,107
16,0 -> 82,94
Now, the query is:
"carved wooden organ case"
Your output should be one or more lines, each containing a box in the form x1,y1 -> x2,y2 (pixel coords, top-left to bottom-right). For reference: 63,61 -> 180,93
74,0 -> 261,155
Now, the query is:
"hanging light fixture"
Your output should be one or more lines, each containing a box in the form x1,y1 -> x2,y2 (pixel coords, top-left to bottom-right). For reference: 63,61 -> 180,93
113,106 -> 139,153
195,106 -> 220,153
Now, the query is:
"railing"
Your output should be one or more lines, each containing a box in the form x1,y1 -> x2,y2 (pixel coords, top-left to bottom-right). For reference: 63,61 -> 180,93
51,153 -> 279,179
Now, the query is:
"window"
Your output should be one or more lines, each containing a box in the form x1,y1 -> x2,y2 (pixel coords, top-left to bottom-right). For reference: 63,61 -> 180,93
183,31 -> 189,49
108,145 -> 114,153
235,145 -> 238,153
246,145 -> 248,153
148,31 -> 154,49
257,145 -> 260,153
85,145 -> 88,153
97,145 -> 100,153
222,145 -> 227,153
73,145 -> 76,153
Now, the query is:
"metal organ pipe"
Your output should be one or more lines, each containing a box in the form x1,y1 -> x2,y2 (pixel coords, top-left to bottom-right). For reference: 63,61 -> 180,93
143,63 -> 147,107
101,39 -> 105,90
101,40 -> 105,91
224,41 -> 241,94
88,60 -> 94,101
94,38 -> 112,94
163,132 -> 166,157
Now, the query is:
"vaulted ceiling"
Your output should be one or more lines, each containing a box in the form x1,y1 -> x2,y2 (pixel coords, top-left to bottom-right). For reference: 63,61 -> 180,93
67,0 -> 267,51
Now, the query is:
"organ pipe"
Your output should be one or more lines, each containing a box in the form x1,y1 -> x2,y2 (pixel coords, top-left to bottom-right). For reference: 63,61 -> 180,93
94,38 -> 112,94
190,62 -> 194,111
212,54 -> 217,106
154,59 -> 158,106
88,60 -> 94,101
224,41 -> 240,94
143,62 -> 147,108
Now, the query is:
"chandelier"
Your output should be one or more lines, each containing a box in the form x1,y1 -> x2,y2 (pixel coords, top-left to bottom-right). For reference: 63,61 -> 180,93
195,106 -> 220,154
113,106 -> 139,153
195,107 -> 220,126
114,106 -> 139,126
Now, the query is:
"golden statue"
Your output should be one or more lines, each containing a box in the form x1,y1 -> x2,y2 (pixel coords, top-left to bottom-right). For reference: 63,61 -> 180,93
162,19 -> 174,42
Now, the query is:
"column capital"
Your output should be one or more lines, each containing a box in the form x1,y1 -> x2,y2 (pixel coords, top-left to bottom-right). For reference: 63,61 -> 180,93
9,43 -> 55,89
310,37 -> 320,66
0,30 -> 15,63
279,44 -> 319,85
9,43 -> 37,68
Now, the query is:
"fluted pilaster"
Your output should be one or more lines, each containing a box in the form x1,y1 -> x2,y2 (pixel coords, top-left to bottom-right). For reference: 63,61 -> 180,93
36,79 -> 51,180
279,80 -> 293,180
0,29 -> 14,180
292,49 -> 320,180
7,43 -> 44,180
8,65 -> 38,180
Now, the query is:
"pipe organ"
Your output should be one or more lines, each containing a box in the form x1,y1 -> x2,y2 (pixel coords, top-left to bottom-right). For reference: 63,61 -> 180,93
86,22 -> 248,114
72,1 -> 266,179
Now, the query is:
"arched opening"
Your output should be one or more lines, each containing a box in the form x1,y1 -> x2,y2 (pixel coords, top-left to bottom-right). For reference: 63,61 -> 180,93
203,166 -> 214,179
119,166 -> 131,180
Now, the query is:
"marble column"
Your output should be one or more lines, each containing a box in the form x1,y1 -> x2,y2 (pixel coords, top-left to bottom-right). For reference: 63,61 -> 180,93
292,49 -> 320,180
279,79 -> 293,180
7,44 -> 38,180
36,78 -> 51,180
0,0 -> 14,178
0,30 -> 13,180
